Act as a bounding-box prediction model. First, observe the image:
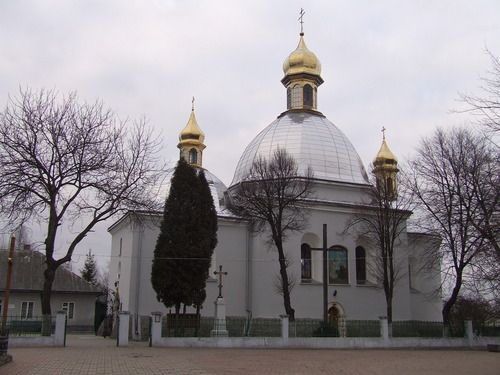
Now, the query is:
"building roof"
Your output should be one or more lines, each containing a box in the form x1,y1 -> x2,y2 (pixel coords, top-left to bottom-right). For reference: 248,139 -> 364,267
231,111 -> 370,186
0,250 -> 101,294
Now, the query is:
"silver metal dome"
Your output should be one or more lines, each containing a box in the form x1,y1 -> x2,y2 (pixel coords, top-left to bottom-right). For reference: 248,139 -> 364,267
159,168 -> 228,213
231,112 -> 369,185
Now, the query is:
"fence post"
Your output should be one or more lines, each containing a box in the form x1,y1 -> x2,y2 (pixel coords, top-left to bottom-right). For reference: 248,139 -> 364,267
151,312 -> 162,347
54,311 -> 66,346
280,315 -> 289,341
118,311 -> 129,347
379,317 -> 389,340
464,320 -> 473,344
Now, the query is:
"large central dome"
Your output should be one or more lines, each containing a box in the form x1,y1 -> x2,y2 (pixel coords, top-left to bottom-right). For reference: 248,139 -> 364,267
231,31 -> 368,187
231,112 -> 368,185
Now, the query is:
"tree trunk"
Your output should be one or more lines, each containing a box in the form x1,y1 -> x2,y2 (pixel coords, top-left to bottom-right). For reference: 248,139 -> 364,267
442,274 -> 462,337
41,265 -> 56,336
276,242 -> 295,321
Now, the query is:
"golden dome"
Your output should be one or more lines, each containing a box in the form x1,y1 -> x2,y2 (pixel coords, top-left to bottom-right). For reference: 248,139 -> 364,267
178,110 -> 205,144
374,139 -> 397,164
283,34 -> 322,77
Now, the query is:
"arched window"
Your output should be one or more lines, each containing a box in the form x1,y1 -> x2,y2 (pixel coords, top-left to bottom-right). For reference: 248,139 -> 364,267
386,177 -> 394,197
355,246 -> 366,284
303,84 -> 313,107
287,87 -> 292,109
301,243 -> 312,281
291,85 -> 302,108
189,148 -> 198,164
328,246 -> 348,284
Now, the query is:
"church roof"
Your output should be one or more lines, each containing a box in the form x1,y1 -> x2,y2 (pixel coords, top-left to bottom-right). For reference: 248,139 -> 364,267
0,250 -> 101,294
282,34 -> 321,77
231,111 -> 369,186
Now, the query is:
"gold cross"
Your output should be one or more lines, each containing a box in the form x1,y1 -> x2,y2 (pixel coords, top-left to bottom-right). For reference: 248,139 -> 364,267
298,8 -> 305,35
381,126 -> 386,140
192,96 -> 195,111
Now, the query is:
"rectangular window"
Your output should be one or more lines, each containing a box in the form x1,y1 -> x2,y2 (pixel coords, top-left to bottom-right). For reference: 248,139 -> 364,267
328,247 -> 349,284
0,299 -> 2,316
62,302 -> 75,319
119,238 -> 122,257
21,301 -> 34,319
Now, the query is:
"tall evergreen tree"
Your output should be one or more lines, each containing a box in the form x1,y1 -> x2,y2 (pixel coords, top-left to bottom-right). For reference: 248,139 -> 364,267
81,250 -> 98,285
191,170 -> 218,312
151,159 -> 217,314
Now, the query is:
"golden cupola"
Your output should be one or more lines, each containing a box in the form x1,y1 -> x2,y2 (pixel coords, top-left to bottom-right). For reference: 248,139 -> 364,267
281,30 -> 324,112
283,35 -> 322,77
372,130 -> 399,200
178,99 -> 206,168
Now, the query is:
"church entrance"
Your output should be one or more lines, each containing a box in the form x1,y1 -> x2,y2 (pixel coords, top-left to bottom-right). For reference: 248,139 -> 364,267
328,303 -> 346,337
328,305 -> 340,327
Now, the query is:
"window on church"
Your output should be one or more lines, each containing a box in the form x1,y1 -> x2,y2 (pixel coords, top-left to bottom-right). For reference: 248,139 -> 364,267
301,243 -> 312,281
291,85 -> 302,108
355,246 -> 366,284
287,87 -> 292,109
328,246 -> 348,284
189,148 -> 197,164
386,177 -> 394,197
303,84 -> 313,107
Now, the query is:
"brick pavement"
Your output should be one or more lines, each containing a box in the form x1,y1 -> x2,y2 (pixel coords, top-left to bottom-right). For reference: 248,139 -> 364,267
1,335 -> 499,375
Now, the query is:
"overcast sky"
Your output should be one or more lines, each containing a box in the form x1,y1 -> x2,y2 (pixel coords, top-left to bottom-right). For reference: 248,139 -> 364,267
1,0 -> 499,272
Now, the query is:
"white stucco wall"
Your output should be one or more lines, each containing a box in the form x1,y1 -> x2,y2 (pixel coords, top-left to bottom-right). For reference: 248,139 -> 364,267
108,180 -> 442,325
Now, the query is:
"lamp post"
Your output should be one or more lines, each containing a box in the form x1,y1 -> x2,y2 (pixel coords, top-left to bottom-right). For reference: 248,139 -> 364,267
1,235 -> 16,359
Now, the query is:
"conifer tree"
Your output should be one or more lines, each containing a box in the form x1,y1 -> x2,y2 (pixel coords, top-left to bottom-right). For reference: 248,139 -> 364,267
81,250 -> 98,285
151,159 -> 217,314
191,170 -> 218,313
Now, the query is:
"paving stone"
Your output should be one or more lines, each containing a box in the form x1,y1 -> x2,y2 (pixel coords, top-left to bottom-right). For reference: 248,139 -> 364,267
0,335 -> 499,375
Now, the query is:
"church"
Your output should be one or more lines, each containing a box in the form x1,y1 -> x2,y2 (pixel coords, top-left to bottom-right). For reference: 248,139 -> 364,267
107,27 -> 442,338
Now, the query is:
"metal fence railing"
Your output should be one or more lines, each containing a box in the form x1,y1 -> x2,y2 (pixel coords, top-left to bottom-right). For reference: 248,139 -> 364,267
479,321 -> 500,337
392,320 -> 443,338
1,316 -> 56,336
158,315 -> 500,339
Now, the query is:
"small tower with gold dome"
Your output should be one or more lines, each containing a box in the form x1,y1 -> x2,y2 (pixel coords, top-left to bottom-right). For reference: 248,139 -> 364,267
372,129 -> 398,200
178,98 -> 206,168
281,9 -> 324,113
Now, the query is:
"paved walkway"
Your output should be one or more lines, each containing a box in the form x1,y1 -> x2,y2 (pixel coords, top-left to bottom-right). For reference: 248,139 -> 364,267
1,335 -> 499,375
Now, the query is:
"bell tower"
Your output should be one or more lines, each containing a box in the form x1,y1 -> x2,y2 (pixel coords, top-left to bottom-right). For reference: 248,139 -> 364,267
281,9 -> 323,113
372,128 -> 398,200
178,98 -> 206,168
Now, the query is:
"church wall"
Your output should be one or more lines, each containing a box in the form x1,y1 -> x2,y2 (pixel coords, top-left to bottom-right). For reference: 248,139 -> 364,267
110,214 -> 249,319
248,202 -> 416,321
108,217 -> 136,313
311,180 -> 373,205
407,233 -> 443,321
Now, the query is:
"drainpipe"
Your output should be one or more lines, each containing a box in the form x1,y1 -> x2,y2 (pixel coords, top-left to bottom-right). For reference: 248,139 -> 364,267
134,219 -> 144,338
245,222 -> 253,315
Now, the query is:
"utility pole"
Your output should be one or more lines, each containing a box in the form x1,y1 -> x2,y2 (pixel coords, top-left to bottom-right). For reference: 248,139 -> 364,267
310,224 -> 329,325
1,235 -> 16,335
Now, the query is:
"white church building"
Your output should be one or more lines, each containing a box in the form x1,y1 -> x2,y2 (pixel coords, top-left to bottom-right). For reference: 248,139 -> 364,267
107,29 -> 442,337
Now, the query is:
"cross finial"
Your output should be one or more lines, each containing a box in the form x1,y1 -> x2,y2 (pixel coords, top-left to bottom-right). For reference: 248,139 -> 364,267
298,8 -> 305,36
381,126 -> 386,141
192,96 -> 195,111
214,265 -> 228,299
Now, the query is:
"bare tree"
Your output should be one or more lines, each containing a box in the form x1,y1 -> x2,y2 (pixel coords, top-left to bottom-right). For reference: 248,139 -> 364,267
0,89 -> 165,326
346,167 -> 413,329
407,127 -> 495,331
229,149 -> 313,320
461,49 -> 500,135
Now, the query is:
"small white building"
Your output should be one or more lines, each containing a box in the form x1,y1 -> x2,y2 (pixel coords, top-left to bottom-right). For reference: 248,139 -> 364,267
108,30 -> 442,338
